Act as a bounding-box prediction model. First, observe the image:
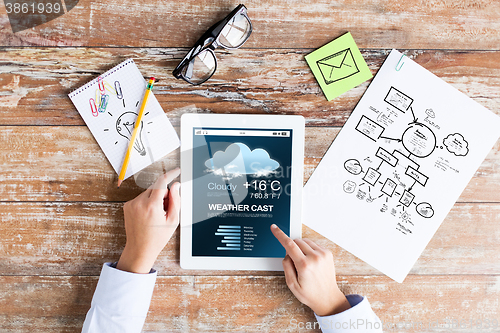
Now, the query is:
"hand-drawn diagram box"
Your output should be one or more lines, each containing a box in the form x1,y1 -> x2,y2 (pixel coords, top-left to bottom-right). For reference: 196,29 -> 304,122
384,86 -> 413,113
381,178 -> 397,197
405,165 -> 428,186
362,167 -> 381,186
375,147 -> 398,167
399,190 -> 415,207
355,115 -> 384,142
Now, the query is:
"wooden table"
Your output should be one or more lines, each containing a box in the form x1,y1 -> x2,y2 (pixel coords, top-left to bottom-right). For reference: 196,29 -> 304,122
0,1 -> 499,332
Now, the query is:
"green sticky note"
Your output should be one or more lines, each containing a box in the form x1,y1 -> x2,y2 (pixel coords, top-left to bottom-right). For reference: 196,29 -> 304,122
305,32 -> 372,101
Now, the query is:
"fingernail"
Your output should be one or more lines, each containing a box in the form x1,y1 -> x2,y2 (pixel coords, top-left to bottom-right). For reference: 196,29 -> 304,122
271,224 -> 277,229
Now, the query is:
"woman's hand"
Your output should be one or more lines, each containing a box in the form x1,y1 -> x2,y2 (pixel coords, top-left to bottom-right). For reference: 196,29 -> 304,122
116,168 -> 181,274
271,224 -> 351,316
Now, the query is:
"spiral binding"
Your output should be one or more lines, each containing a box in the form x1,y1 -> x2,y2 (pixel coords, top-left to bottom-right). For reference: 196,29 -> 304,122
68,59 -> 135,98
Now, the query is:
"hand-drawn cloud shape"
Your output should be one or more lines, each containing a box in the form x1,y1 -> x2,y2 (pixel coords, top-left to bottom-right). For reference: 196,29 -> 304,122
343,180 -> 356,193
425,108 -> 435,118
416,202 -> 434,218
205,143 -> 280,176
443,133 -> 469,156
344,159 -> 363,175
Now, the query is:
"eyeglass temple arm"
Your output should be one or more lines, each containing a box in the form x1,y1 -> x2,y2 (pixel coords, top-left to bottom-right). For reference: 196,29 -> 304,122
173,45 -> 200,78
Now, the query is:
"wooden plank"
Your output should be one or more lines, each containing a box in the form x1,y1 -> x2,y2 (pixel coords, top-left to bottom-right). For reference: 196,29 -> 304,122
0,126 -> 498,202
0,275 -> 499,332
1,202 -> 499,276
0,126 -> 500,202
0,126 -> 176,201
0,49 -> 498,126
0,0 -> 499,50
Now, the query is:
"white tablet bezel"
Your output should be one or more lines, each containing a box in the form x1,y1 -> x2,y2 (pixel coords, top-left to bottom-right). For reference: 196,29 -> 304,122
180,113 -> 304,271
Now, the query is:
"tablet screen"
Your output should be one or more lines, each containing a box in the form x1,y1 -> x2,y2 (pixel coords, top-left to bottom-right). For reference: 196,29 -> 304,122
191,127 -> 293,258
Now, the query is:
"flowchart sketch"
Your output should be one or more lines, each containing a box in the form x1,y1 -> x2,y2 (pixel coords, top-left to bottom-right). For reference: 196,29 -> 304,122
303,50 -> 500,283
399,190 -> 415,207
356,115 -> 385,142
375,147 -> 398,167
405,166 -> 428,187
381,179 -> 397,197
363,167 -> 381,186
384,86 -> 413,112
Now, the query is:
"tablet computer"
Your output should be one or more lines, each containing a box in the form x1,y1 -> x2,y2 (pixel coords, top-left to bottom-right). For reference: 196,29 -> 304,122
180,114 -> 304,270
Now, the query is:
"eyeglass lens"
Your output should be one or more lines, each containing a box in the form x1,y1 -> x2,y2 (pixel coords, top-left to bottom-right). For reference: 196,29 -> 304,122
182,11 -> 251,84
218,12 -> 252,48
182,49 -> 217,84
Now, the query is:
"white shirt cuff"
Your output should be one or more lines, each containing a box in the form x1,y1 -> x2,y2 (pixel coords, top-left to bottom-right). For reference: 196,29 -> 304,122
315,295 -> 383,332
81,262 -> 157,333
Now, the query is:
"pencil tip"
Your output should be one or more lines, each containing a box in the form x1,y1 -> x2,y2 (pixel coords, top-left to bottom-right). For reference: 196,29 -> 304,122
117,180 -> 122,188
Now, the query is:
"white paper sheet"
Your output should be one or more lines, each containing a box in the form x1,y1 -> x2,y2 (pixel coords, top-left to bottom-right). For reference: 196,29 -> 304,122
69,59 -> 179,180
303,49 -> 500,283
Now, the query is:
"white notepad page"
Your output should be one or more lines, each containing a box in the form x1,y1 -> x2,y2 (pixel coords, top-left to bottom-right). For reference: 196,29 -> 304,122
69,59 -> 179,180
303,49 -> 500,283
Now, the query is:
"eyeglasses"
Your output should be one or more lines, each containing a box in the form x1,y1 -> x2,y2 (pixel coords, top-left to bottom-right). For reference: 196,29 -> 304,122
173,4 -> 252,85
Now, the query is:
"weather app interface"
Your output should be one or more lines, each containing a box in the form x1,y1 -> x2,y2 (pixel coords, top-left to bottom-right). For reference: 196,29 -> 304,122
192,128 -> 293,257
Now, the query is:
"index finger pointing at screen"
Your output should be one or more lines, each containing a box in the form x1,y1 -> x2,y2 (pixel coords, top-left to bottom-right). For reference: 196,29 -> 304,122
150,168 -> 181,202
271,224 -> 305,261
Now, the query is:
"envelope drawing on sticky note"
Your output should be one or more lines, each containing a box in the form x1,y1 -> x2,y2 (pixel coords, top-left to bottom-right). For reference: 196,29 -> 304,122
316,48 -> 360,85
305,32 -> 373,100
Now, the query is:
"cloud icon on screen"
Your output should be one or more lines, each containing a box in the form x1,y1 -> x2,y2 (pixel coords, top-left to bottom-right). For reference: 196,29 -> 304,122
205,143 -> 280,176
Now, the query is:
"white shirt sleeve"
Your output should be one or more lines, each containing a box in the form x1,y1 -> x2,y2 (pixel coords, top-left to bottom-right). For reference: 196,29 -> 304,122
316,295 -> 383,332
81,262 -> 157,333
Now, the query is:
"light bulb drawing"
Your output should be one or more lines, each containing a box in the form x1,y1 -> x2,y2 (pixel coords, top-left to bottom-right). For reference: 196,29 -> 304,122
96,78 -> 153,156
116,111 -> 146,156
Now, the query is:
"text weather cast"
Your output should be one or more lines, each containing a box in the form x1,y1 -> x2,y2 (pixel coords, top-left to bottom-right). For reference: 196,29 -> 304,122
191,128 -> 293,257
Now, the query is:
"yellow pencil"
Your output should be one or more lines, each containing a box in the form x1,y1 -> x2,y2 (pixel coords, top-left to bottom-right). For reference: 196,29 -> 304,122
117,77 -> 155,188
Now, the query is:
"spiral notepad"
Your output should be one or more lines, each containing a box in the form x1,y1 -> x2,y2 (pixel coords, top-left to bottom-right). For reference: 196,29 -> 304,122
69,59 -> 179,180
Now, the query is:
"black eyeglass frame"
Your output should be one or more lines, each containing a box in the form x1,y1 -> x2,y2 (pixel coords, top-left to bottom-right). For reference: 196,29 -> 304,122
172,4 -> 252,85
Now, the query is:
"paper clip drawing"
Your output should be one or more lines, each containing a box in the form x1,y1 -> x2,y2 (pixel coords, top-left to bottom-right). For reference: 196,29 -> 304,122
95,89 -> 101,107
98,76 -> 105,92
98,94 -> 110,113
93,76 -> 114,114
115,80 -> 125,107
115,81 -> 123,99
89,98 -> 98,117
316,48 -> 360,84
104,82 -> 115,94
